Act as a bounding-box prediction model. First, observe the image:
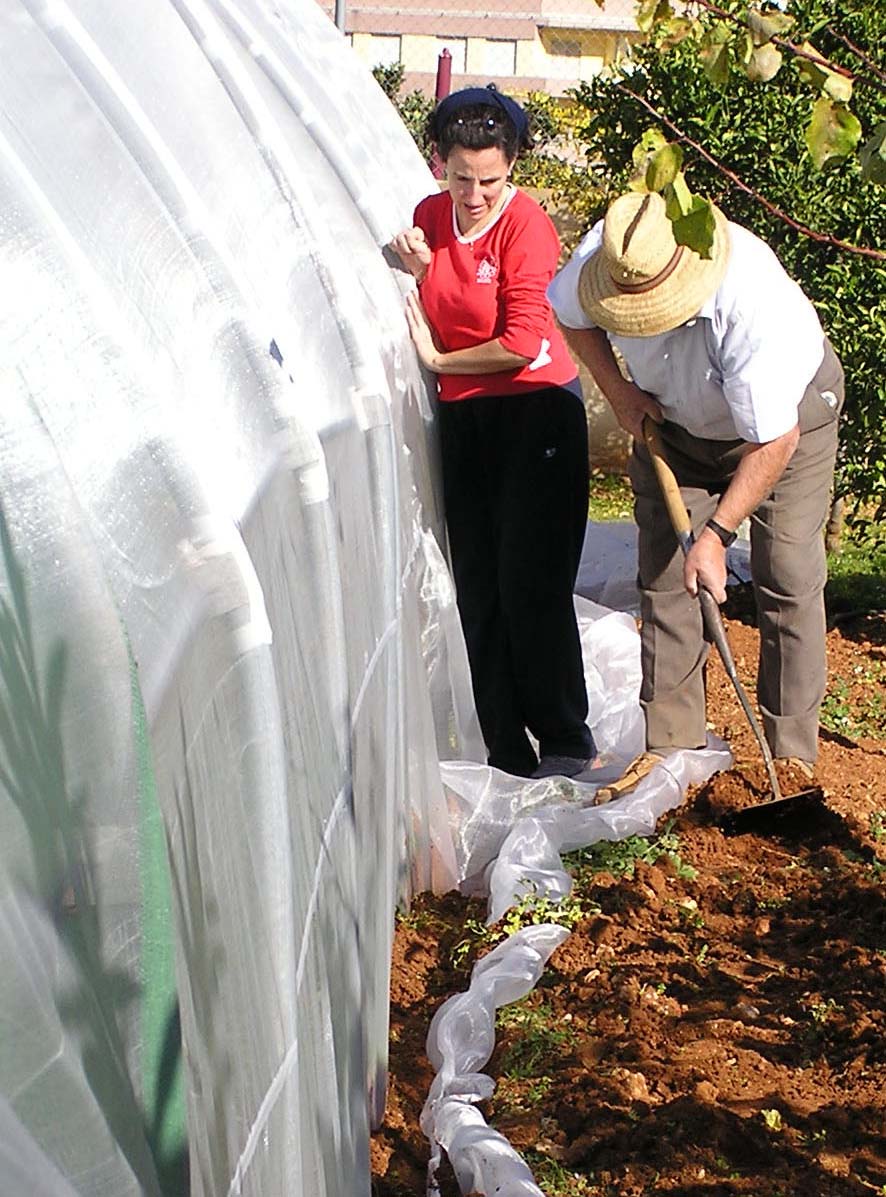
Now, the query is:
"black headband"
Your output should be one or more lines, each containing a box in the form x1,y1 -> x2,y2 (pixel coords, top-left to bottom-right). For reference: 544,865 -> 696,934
431,84 -> 529,143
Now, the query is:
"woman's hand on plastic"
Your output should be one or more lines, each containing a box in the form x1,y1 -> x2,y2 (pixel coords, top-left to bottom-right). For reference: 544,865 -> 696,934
405,290 -> 442,371
389,227 -> 431,283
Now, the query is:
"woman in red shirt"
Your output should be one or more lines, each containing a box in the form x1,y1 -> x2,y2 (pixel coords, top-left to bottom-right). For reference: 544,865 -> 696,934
391,86 -> 594,779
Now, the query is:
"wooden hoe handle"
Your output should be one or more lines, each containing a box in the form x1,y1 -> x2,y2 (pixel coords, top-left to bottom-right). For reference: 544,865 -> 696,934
639,415 -> 784,804
642,417 -> 692,543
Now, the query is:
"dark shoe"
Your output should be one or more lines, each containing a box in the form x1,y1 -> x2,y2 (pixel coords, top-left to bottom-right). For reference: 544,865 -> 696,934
593,751 -> 666,805
531,754 -> 595,780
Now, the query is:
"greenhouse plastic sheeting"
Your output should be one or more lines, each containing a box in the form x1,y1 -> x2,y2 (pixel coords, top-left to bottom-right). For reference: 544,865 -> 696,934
0,2 -> 481,1193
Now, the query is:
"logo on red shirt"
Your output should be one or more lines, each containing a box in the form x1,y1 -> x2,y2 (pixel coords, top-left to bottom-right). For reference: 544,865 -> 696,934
475,254 -> 498,285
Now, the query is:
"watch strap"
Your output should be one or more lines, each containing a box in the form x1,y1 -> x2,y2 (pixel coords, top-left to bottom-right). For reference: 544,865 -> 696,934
705,518 -> 737,548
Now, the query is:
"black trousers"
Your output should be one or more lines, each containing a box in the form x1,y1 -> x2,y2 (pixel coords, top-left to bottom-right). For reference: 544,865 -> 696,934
438,382 -> 595,776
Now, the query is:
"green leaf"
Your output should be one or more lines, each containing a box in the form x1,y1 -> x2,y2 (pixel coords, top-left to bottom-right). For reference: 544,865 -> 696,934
805,97 -> 862,170
632,128 -> 668,169
664,173 -> 694,219
646,142 -> 684,192
745,42 -> 783,83
699,26 -> 732,88
636,0 -> 673,35
635,0 -> 657,33
671,196 -> 717,259
737,31 -> 754,69
860,121 -> 886,186
747,7 -> 794,46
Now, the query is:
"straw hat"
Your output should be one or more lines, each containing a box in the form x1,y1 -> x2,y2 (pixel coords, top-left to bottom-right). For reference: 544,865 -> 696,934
578,192 -> 731,337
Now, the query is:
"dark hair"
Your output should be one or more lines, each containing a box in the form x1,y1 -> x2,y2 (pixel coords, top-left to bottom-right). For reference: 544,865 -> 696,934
428,86 -> 532,164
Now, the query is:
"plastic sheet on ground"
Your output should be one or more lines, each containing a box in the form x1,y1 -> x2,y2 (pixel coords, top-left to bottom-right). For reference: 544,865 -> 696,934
424,600 -> 732,1195
576,520 -> 752,614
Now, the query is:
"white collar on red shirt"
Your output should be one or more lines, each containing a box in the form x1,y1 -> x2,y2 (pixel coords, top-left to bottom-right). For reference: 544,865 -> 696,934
452,184 -> 518,244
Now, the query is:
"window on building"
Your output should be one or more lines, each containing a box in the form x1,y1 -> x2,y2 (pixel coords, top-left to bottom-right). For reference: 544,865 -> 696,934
366,33 -> 401,67
484,38 -> 517,76
547,36 -> 582,79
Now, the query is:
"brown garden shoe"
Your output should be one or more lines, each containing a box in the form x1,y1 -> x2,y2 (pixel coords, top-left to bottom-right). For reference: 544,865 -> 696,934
592,751 -> 666,806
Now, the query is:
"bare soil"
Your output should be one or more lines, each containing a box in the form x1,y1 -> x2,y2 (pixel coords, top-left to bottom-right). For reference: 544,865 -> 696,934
372,608 -> 886,1197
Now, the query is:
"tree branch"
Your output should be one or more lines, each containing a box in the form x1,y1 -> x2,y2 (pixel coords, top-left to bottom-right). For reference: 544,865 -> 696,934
690,0 -> 886,95
615,83 -> 886,260
825,26 -> 886,86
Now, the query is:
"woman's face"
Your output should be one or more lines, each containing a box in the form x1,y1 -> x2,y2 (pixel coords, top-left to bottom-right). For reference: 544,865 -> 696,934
445,145 -> 512,232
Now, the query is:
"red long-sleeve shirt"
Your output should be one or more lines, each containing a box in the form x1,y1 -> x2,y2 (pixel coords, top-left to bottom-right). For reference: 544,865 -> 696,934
414,187 -> 577,402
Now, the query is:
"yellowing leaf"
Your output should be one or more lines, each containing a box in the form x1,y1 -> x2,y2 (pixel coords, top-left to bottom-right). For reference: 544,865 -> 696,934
806,97 -> 862,170
823,72 -> 854,104
796,41 -> 828,89
636,0 -> 673,34
658,16 -> 696,48
860,120 -> 886,186
747,7 -> 794,47
761,1108 -> 784,1132
795,40 -> 853,102
646,143 -> 684,192
746,42 -> 783,82
671,196 -> 717,259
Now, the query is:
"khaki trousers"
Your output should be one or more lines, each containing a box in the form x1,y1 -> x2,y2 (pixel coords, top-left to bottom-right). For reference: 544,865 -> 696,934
628,342 -> 844,763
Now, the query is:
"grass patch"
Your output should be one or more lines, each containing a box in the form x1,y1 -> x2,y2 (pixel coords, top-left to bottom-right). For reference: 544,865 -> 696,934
826,519 -> 886,616
497,998 -> 575,1079
820,662 -> 886,739
450,887 -> 596,968
493,998 -> 576,1117
522,1152 -> 597,1195
564,819 -> 697,883
587,470 -> 632,522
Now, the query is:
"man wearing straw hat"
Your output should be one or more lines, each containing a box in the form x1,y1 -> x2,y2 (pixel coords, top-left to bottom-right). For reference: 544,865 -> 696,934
548,191 -> 843,801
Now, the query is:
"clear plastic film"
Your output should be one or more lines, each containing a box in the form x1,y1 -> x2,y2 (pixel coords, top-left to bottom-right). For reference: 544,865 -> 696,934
0,2 -> 473,1193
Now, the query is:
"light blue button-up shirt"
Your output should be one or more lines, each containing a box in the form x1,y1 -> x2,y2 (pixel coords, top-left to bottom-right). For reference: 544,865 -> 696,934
548,221 -> 825,443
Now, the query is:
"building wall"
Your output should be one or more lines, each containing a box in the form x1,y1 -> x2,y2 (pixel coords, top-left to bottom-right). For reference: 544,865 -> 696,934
328,0 -> 639,95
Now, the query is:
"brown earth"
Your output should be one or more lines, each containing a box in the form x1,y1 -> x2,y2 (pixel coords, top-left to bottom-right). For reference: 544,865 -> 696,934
372,607 -> 886,1197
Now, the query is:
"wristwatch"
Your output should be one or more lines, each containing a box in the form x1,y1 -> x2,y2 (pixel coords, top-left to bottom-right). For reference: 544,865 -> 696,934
705,518 -> 737,548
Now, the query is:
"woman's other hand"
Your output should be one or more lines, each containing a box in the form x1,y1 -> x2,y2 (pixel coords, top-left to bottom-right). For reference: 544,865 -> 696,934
389,227 -> 431,283
405,290 -> 442,371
